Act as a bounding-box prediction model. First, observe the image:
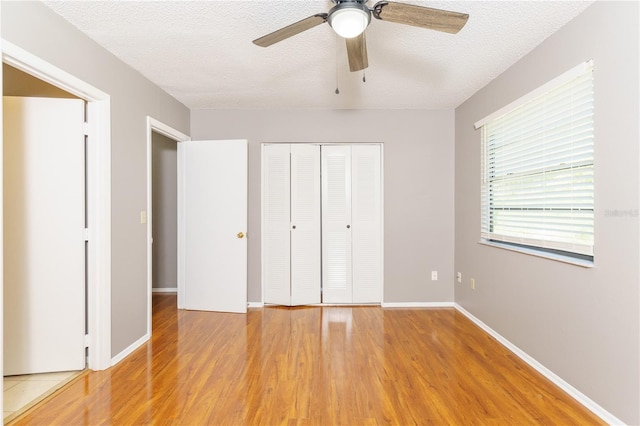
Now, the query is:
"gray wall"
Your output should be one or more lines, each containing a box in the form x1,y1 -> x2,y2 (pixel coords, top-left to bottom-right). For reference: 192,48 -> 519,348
151,132 -> 177,290
1,1 -> 190,357
454,1 -> 639,424
191,109 -> 455,304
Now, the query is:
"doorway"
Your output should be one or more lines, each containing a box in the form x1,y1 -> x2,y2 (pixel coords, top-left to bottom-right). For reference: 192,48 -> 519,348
145,118 -> 189,335
151,131 -> 178,296
1,41 -> 113,420
2,64 -> 86,422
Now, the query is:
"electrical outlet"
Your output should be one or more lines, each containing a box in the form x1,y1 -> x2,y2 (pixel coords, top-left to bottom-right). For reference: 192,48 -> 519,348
431,271 -> 438,281
457,272 -> 462,283
470,278 -> 475,290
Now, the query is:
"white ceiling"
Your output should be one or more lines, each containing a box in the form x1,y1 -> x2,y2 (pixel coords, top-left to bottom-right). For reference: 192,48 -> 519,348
42,0 -> 594,110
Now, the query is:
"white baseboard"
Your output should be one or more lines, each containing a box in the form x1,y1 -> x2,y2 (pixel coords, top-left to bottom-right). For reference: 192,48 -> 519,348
152,287 -> 177,293
248,302 -> 264,308
110,332 -> 150,367
454,304 -> 624,426
382,302 -> 455,308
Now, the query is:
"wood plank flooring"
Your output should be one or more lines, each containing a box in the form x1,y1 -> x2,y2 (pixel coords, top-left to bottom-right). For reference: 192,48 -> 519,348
9,294 -> 603,425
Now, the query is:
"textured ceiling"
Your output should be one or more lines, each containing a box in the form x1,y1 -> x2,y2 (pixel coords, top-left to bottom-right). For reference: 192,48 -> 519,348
42,0 -> 594,110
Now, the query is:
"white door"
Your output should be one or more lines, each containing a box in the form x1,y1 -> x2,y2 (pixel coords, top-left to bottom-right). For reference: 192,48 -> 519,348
322,145 -> 353,303
290,144 -> 321,305
3,96 -> 86,375
178,139 -> 247,313
322,144 -> 382,304
262,144 -> 291,305
351,145 -> 382,303
262,144 -> 321,306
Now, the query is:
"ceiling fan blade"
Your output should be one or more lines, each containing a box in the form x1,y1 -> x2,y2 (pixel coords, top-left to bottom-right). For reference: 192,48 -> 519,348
346,33 -> 368,72
372,1 -> 468,34
253,14 -> 328,47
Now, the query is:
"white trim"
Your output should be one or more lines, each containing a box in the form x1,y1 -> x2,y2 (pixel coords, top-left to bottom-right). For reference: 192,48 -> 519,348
382,302 -> 455,308
146,117 -> 190,338
1,21 -> 5,416
455,304 -> 624,425
152,287 -> 178,293
474,60 -> 593,129
379,143 -> 385,306
2,39 -> 112,371
248,302 -> 264,308
260,143 -> 266,305
110,333 -> 149,367
177,144 -> 186,309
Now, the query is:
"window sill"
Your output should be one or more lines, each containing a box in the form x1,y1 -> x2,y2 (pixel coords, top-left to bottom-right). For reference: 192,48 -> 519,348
478,240 -> 594,268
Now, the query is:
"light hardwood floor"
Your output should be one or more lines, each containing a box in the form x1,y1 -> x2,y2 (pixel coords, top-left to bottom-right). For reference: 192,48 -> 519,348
9,294 -> 603,425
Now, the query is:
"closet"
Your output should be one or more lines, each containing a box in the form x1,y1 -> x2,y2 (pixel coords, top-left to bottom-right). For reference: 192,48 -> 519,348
262,143 -> 382,306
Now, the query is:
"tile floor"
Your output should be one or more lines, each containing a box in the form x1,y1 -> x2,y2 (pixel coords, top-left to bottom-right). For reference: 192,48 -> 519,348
3,371 -> 81,423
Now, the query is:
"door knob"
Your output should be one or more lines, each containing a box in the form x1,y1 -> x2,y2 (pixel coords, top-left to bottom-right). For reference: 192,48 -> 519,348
346,225 -> 351,229
237,232 -> 245,239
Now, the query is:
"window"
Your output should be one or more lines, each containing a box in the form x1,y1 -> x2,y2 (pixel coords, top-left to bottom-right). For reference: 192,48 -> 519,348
475,61 -> 594,260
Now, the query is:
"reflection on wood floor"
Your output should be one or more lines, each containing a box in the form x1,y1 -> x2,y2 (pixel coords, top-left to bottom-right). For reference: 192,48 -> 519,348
9,294 -> 603,425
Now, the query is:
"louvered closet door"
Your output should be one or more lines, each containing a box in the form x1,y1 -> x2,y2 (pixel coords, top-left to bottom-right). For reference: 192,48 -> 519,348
351,145 -> 382,303
322,145 -> 353,303
290,144 -> 321,305
263,144 -> 291,305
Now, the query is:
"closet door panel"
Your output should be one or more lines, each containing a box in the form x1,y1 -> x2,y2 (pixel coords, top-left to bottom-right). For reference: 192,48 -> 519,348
263,144 -> 291,305
290,145 -> 321,305
351,145 -> 382,303
322,145 -> 353,303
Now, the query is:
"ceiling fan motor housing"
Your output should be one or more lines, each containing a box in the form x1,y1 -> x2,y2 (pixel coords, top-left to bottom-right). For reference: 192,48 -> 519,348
328,0 -> 372,38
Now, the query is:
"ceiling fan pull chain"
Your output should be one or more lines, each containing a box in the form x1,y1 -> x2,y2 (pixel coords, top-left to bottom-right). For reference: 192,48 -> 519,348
335,34 -> 341,95
363,71 -> 366,83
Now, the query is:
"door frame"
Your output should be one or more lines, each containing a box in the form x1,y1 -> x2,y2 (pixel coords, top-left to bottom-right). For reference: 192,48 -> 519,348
145,117 -> 190,335
1,39 -> 112,370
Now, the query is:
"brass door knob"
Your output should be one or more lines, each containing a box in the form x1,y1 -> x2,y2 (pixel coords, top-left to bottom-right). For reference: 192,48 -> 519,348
237,232 -> 245,239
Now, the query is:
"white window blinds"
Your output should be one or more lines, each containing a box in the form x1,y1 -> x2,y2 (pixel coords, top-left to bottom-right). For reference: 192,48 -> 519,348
478,61 -> 594,257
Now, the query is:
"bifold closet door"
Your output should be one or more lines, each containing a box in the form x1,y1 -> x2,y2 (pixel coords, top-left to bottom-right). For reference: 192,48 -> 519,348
322,144 -> 382,304
263,144 -> 291,305
351,144 -> 382,303
290,145 -> 321,305
321,145 -> 353,303
263,144 -> 321,306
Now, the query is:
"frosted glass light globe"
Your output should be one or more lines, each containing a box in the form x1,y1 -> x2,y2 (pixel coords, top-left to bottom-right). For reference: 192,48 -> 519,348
329,7 -> 370,38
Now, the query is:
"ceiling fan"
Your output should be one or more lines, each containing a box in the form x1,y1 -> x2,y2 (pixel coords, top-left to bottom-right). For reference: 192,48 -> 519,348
252,0 -> 469,72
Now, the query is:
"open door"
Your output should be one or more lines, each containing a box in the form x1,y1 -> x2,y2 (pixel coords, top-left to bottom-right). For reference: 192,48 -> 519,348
178,139 -> 247,313
3,96 -> 86,375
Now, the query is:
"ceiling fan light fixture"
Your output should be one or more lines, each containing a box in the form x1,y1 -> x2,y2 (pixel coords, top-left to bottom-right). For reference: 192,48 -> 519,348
328,3 -> 371,39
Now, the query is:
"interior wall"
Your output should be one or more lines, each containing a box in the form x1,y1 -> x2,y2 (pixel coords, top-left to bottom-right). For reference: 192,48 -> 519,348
190,109 -> 455,304
151,131 -> 177,290
454,1 -> 639,423
1,1 -> 190,357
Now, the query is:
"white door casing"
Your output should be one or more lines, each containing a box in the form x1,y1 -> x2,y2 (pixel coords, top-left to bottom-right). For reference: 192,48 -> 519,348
178,139 -> 248,313
3,96 -> 86,375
